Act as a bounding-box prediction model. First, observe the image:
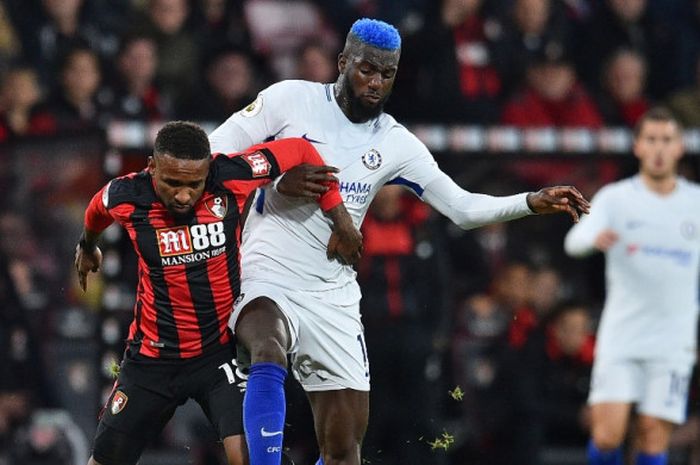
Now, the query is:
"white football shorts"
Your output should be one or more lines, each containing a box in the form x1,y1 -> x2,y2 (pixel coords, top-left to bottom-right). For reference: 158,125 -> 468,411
230,280 -> 370,392
588,357 -> 693,424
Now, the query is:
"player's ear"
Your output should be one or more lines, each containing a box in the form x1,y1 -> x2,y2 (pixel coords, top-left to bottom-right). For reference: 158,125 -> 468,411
338,53 -> 347,73
147,156 -> 156,172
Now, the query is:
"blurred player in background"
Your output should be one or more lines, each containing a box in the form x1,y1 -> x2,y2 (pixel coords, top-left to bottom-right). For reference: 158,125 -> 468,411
210,18 -> 590,465
75,121 -> 361,465
565,107 -> 700,465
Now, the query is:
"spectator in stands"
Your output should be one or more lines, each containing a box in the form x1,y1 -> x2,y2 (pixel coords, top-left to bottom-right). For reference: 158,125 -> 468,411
242,0 -> 338,79
407,0 -> 503,123
492,0 -> 573,95
667,54 -> 700,127
295,40 -> 337,83
176,47 -> 258,123
675,0 -> 700,89
38,46 -> 106,134
192,0 -> 252,53
130,0 -> 199,104
16,0 -> 117,88
0,2 -> 23,77
577,0 -> 677,98
358,185 -> 449,465
101,34 -> 168,122
0,66 -> 55,142
497,302 -> 594,465
451,261 -> 537,463
529,266 -> 565,319
502,48 -> 602,128
502,48 -> 608,188
596,48 -> 651,127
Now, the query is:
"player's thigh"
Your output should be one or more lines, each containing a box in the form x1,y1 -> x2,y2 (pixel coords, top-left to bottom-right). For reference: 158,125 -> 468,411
638,360 -> 693,425
92,399 -> 176,465
307,389 -> 369,452
288,287 -> 369,392
590,402 -> 633,449
635,414 -> 675,454
588,358 -> 641,449
92,354 -> 183,464
589,358 -> 644,405
193,346 -> 246,443
231,282 -> 297,364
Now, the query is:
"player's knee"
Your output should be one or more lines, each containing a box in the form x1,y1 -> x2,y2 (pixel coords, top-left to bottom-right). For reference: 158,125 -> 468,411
92,422 -> 144,465
591,427 -> 625,451
248,336 -> 287,366
592,416 -> 627,451
636,416 -> 673,453
322,436 -> 360,464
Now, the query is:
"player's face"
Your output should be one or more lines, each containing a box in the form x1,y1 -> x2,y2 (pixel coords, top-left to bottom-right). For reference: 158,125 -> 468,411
149,153 -> 210,218
339,46 -> 399,121
634,120 -> 684,180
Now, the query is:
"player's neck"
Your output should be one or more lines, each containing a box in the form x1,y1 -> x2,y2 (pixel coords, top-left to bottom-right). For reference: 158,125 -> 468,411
333,82 -> 371,124
639,172 -> 677,195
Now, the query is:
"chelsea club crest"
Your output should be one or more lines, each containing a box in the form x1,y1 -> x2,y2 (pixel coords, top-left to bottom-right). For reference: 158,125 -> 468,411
362,149 -> 382,170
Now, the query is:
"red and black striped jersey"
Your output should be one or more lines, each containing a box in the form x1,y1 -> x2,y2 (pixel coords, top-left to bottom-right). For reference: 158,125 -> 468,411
84,138 -> 341,359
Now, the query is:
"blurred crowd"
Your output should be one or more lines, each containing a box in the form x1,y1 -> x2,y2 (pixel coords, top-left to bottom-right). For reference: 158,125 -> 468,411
3,0 -> 700,141
2,0 -> 700,464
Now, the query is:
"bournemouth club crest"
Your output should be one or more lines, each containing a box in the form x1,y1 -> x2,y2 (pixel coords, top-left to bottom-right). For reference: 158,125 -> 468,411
111,390 -> 128,415
205,196 -> 228,219
362,149 -> 382,170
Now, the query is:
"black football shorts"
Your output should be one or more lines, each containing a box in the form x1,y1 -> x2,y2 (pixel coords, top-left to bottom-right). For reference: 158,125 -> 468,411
91,342 -> 246,465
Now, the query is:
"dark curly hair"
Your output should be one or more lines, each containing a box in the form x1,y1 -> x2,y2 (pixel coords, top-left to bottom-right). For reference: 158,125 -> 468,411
153,121 -> 211,160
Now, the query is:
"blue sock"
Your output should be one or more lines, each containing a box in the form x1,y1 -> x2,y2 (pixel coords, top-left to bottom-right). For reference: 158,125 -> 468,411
588,440 -> 623,465
244,363 -> 287,465
635,452 -> 668,465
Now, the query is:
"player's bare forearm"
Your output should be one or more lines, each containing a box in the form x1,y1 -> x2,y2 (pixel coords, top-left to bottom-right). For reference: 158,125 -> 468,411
276,164 -> 339,199
75,228 -> 104,292
325,204 -> 363,265
526,186 -> 591,222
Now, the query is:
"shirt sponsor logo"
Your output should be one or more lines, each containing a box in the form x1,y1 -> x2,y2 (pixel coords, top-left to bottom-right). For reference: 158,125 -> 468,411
158,225 -> 192,256
626,243 -> 693,266
111,390 -> 128,415
242,151 -> 272,178
339,181 -> 371,204
156,222 -> 227,266
362,149 -> 382,170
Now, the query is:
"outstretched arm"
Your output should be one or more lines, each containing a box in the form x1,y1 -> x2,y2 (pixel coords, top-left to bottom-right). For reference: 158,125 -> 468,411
525,186 -> 591,222
421,172 -> 590,230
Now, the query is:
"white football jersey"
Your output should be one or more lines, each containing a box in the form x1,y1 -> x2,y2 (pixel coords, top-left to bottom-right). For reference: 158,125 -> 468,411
210,80 -> 532,297
565,176 -> 700,363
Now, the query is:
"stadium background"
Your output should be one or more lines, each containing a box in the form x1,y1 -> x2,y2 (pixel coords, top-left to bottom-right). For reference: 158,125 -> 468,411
1,0 -> 699,464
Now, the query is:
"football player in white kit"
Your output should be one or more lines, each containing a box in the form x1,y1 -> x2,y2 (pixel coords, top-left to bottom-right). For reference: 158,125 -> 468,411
210,18 -> 590,465
565,108 -> 700,465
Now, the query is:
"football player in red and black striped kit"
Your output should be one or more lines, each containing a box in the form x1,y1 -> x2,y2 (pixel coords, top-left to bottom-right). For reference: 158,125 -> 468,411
75,121 -> 362,465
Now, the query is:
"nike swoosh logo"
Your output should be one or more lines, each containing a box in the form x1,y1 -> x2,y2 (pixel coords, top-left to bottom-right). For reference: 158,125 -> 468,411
301,133 -> 324,144
260,427 -> 283,437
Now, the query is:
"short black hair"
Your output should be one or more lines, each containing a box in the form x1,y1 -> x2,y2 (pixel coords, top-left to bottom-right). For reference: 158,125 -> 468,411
154,121 -> 211,160
634,106 -> 683,138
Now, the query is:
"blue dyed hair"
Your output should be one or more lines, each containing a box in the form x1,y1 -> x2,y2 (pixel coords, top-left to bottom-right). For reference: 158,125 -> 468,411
349,18 -> 401,51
